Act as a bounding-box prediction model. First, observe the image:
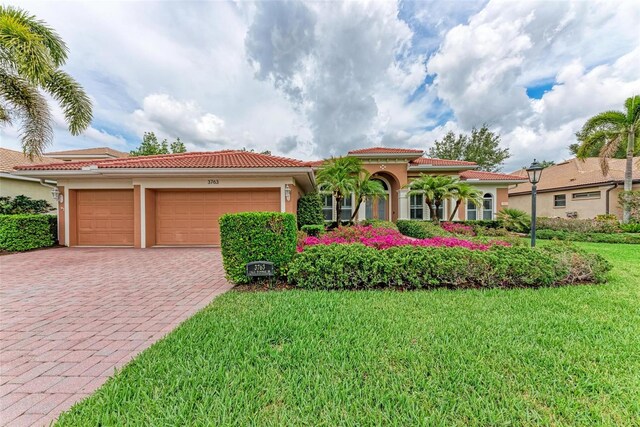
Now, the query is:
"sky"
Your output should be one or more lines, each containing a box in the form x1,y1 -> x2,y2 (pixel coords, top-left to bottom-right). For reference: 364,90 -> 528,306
1,0 -> 639,171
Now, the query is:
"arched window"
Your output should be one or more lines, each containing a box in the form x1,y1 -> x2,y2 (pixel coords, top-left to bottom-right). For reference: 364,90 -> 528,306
482,193 -> 494,220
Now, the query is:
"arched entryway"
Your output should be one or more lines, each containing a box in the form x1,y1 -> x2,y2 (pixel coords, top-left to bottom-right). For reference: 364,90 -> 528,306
367,171 -> 401,221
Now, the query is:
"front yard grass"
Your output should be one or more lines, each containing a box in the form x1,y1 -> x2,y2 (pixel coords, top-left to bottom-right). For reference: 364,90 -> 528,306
56,243 -> 639,426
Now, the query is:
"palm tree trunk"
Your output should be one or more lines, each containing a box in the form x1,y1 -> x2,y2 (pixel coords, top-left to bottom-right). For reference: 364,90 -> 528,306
623,131 -> 634,223
449,200 -> 462,222
335,194 -> 343,227
350,197 -> 363,223
432,202 -> 441,225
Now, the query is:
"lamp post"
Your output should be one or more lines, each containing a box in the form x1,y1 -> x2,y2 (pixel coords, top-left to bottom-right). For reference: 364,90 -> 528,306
526,159 -> 544,247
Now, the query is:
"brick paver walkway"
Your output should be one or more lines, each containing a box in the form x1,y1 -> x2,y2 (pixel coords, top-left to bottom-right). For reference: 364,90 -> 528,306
0,247 -> 233,426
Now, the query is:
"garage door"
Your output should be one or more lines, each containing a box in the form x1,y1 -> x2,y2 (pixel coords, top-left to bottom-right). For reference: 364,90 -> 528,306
76,190 -> 135,246
155,189 -> 281,246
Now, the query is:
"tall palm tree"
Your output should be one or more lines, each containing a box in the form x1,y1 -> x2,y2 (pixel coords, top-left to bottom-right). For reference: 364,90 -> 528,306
448,182 -> 482,221
350,170 -> 387,222
315,156 -> 361,225
407,174 -> 458,224
0,6 -> 92,158
576,95 -> 640,222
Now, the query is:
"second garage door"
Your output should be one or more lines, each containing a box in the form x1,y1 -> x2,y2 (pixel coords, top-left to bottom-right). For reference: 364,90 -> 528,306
155,189 -> 281,246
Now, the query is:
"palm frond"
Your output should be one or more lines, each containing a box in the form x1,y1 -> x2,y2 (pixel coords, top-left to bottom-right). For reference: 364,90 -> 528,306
575,129 -> 611,159
0,69 -> 53,158
45,70 -> 92,134
579,111 -> 627,136
625,95 -> 640,125
0,101 -> 10,125
598,134 -> 622,176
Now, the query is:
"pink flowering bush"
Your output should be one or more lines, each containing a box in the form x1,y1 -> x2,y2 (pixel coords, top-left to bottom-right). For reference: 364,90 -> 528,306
298,225 -> 508,252
440,222 -> 475,236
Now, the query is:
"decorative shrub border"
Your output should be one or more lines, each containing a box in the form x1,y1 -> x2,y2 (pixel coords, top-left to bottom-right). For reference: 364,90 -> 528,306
287,243 -> 611,289
0,214 -> 56,252
535,229 -> 640,244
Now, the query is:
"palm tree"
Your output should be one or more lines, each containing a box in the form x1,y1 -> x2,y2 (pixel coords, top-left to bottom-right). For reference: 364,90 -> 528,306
407,174 -> 458,224
350,170 -> 387,222
448,182 -> 482,221
576,95 -> 640,222
315,157 -> 361,225
0,6 -> 92,158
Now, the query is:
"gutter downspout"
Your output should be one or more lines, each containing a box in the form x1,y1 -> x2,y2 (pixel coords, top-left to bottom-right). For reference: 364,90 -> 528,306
39,179 -> 57,198
605,182 -> 618,215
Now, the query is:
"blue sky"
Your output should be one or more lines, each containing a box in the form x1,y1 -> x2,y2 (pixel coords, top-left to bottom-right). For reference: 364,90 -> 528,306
2,0 -> 639,171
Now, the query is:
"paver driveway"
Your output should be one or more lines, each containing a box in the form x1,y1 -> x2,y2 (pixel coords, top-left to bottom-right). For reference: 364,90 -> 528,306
0,247 -> 233,426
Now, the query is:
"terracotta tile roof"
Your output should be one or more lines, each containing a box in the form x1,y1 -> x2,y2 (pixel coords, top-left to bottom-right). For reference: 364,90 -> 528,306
14,150 -> 310,171
0,148 -> 63,173
509,157 -> 640,194
348,147 -> 424,155
306,160 -> 325,167
410,157 -> 477,167
44,147 -> 130,158
460,170 -> 527,181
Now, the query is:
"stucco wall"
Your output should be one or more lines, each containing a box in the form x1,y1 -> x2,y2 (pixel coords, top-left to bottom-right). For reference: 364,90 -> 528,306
509,183 -> 639,219
0,177 -> 55,201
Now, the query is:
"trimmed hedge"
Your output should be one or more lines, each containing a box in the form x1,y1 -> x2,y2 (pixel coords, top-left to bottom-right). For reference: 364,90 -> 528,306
297,193 -> 324,229
455,220 -> 503,229
359,219 -> 399,231
537,217 -> 620,233
220,212 -> 297,284
535,229 -> 640,244
0,214 -> 56,251
287,243 -> 610,289
397,220 -> 449,238
300,224 -> 324,237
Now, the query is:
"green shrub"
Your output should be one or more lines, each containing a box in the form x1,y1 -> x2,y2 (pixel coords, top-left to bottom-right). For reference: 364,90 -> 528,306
300,224 -> 324,237
397,220 -> 450,238
537,217 -> 620,233
535,229 -> 640,244
0,195 -> 54,214
0,214 -> 55,251
287,244 -> 610,289
297,193 -> 324,229
359,219 -> 398,230
219,212 -> 297,284
496,208 -> 530,233
619,222 -> 640,233
455,220 -> 503,229
473,226 -> 514,237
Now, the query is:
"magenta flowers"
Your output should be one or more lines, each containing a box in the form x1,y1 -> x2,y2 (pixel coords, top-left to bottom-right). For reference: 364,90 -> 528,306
440,222 -> 475,236
299,226 -> 508,252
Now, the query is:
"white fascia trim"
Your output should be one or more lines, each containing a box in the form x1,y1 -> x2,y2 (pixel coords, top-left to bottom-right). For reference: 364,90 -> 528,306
0,172 -> 56,184
13,167 -> 314,178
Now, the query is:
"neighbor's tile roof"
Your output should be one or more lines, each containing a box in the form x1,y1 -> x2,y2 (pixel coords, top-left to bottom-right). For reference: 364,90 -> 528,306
0,148 -> 63,173
14,150 -> 310,171
509,157 -> 640,194
44,147 -> 130,158
410,157 -> 477,167
460,170 -> 527,181
348,147 -> 424,155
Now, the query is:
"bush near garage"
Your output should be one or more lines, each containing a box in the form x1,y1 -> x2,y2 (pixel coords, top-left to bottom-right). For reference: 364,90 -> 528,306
397,220 -> 450,239
296,192 -> 325,229
287,243 -> 610,289
535,229 -> 640,244
219,212 -> 297,284
0,214 -> 56,251
0,195 -> 54,214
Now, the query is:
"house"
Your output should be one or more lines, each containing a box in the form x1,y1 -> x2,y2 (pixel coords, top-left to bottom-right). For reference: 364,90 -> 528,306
13,147 -> 525,248
0,148 -> 63,202
508,157 -> 640,220
45,147 -> 130,162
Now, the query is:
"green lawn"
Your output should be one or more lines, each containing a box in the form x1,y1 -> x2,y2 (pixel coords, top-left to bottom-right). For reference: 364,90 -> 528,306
57,243 -> 640,426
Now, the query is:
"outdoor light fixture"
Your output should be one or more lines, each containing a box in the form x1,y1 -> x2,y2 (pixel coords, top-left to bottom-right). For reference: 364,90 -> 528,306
526,159 -> 544,247
51,187 -> 60,201
284,184 -> 292,201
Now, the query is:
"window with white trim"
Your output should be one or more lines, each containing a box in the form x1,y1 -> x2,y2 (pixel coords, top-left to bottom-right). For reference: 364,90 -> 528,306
572,191 -> 600,200
436,203 -> 446,221
322,194 -> 333,221
554,194 -> 566,207
466,200 -> 478,220
410,194 -> 423,220
340,195 -> 352,222
482,193 -> 493,220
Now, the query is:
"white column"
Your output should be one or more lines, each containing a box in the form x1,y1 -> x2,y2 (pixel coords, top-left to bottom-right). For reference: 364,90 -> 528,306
398,189 -> 409,220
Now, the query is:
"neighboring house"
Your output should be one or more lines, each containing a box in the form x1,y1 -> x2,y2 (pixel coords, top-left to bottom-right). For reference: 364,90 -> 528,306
14,147 -> 525,248
0,148 -> 62,203
508,157 -> 640,220
45,147 -> 130,162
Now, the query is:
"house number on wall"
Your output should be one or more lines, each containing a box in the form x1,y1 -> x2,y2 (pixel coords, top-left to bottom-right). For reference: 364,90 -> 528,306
207,179 -> 219,185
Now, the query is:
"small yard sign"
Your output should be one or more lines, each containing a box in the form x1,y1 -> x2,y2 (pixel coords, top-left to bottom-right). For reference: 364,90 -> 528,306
246,261 -> 274,278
